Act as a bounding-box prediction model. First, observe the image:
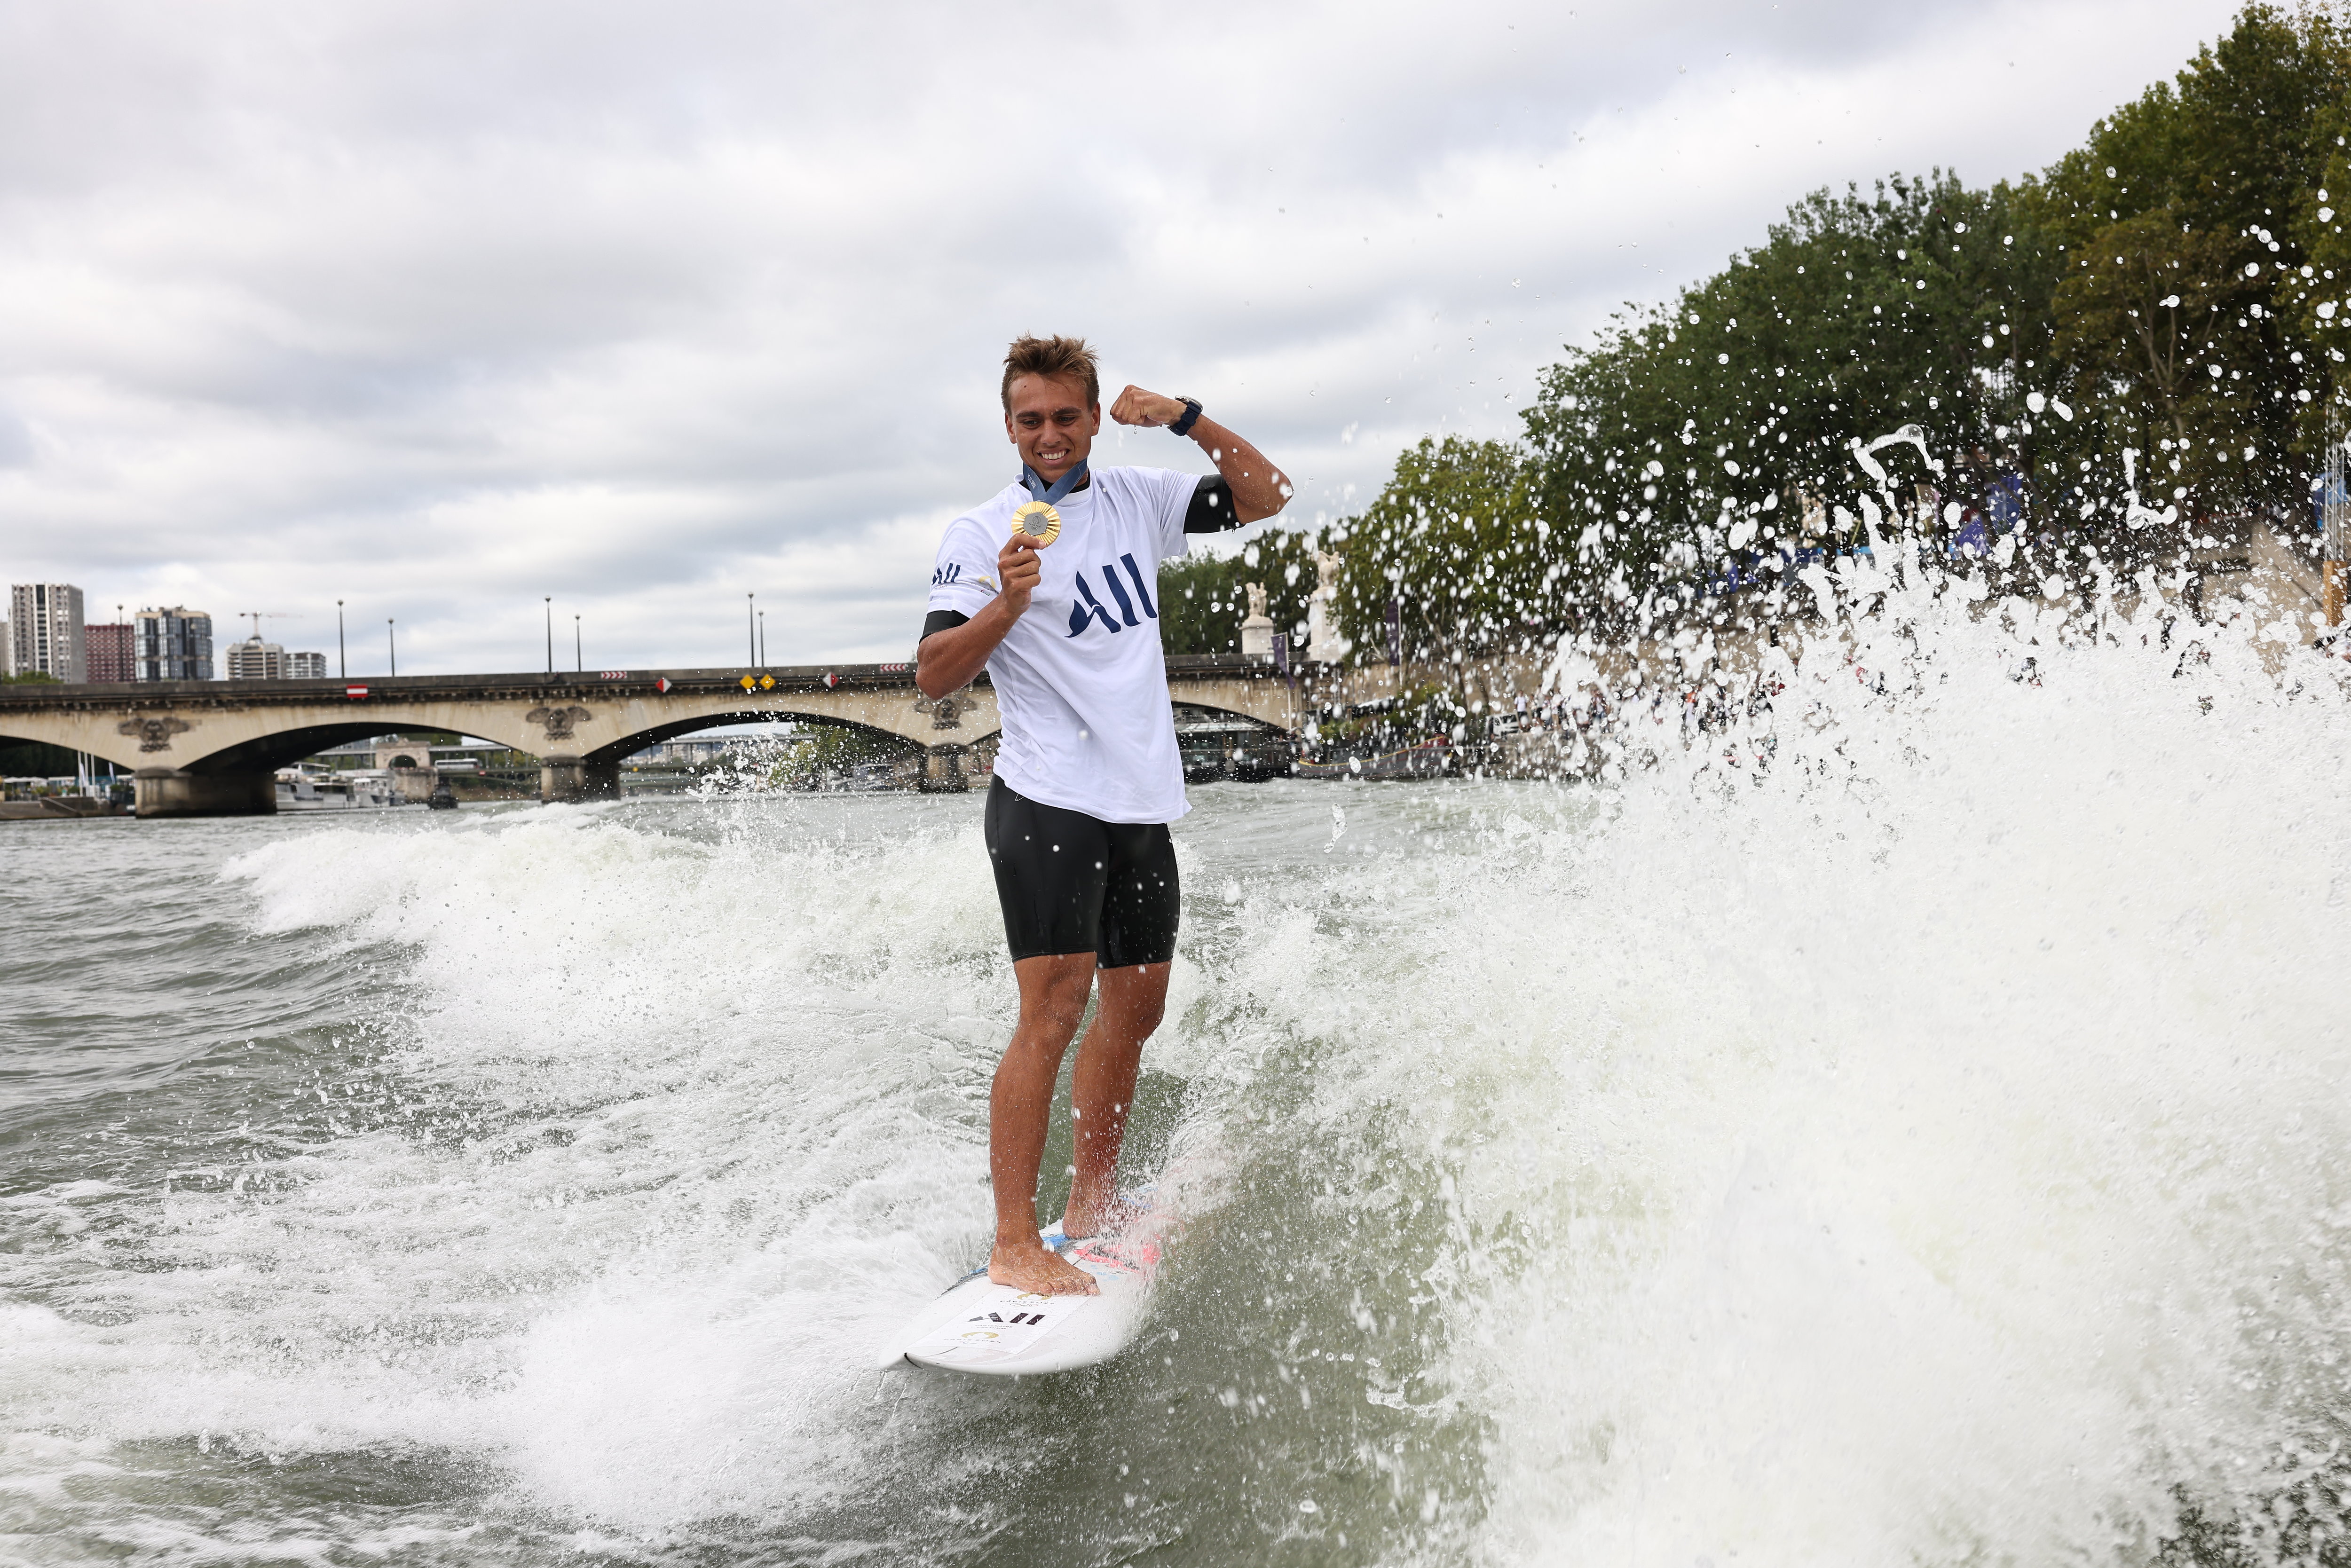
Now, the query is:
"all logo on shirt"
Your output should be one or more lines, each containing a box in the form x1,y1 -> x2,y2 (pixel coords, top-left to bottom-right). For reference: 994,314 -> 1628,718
1067,553 -> 1160,639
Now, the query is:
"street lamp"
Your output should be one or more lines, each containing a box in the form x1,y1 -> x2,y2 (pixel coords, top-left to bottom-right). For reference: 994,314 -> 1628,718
387,618 -> 397,678
747,592 -> 756,667
337,599 -> 346,680
574,614 -> 581,672
758,609 -> 766,668
544,597 -> 553,674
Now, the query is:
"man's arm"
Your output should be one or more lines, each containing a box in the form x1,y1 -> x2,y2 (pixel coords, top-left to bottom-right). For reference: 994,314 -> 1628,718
1107,386 -> 1292,523
916,533 -> 1042,699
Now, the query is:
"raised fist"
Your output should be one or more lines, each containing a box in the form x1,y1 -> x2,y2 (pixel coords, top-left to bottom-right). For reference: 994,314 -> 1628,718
1108,385 -> 1189,428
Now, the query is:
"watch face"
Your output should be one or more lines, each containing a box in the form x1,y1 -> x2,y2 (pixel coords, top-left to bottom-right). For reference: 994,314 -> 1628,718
1010,501 -> 1062,546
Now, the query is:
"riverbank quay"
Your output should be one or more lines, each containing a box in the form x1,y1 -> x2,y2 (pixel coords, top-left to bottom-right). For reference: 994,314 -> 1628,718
0,794 -> 127,820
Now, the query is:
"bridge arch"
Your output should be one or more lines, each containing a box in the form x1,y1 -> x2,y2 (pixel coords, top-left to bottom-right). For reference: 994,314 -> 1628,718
175,714 -> 544,776
0,717 -> 143,774
1169,698 -> 1290,734
573,708 -> 958,795
584,707 -> 928,768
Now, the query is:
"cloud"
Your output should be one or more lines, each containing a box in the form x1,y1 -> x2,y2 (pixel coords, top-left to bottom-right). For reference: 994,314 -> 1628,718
0,0 -> 2240,671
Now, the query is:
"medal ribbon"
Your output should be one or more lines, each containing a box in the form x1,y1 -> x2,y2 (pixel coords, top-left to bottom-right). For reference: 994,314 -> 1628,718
1019,458 -> 1089,505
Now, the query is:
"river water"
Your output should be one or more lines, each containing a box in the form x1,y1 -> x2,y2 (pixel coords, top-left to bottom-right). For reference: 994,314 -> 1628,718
7,579 -> 2351,1567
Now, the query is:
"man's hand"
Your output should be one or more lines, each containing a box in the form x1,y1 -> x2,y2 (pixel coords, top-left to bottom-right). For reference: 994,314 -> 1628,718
996,532 -> 1043,615
918,533 -> 1044,698
1109,385 -> 1189,428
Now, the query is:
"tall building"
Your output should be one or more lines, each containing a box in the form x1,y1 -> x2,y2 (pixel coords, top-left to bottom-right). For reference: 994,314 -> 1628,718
9,583 -> 85,682
224,635 -> 285,680
223,638 -> 330,680
135,607 -> 213,682
86,622 -> 135,682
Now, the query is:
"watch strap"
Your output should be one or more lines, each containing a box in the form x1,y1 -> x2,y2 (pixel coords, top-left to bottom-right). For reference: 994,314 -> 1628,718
1169,397 -> 1203,438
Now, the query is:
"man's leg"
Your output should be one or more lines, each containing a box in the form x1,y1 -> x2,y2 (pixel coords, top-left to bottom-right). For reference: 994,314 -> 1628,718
1063,819 -> 1180,1238
988,951 -> 1102,1294
1064,961 -> 1170,1238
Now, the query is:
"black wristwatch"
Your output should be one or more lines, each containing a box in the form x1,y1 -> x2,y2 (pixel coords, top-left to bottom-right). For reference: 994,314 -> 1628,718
1169,396 -> 1203,438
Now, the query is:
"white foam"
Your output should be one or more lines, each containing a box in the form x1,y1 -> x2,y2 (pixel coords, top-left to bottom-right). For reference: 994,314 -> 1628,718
1196,577 -> 2351,1564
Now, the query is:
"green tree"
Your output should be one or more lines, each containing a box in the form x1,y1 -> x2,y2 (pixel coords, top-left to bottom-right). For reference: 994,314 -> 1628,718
2024,2 -> 2350,512
1158,530 -> 1322,656
2045,211 -> 2241,454
2290,79 -> 2351,450
1519,173 -> 2058,600
0,741 -> 84,776
770,725 -> 915,788
1326,436 -> 1541,659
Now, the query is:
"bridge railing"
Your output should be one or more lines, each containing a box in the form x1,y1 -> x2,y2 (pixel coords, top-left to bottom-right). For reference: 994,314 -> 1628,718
0,653 -> 1287,707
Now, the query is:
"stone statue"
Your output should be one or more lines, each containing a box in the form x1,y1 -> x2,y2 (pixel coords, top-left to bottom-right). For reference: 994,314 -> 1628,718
1239,581 -> 1276,661
1798,490 -> 1828,544
1308,551 -> 1349,663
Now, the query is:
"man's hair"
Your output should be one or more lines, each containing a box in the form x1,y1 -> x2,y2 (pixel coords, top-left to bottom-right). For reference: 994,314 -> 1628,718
1001,335 -> 1100,412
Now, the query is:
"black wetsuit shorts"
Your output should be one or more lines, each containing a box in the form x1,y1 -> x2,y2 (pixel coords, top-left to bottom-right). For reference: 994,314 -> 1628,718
983,778 -> 1180,969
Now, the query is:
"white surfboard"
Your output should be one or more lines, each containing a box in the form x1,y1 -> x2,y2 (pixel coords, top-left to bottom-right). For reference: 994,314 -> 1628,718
882,1213 -> 1171,1377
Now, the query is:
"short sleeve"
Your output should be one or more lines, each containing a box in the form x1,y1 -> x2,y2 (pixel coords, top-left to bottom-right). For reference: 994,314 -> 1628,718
927,517 -> 999,617
1152,467 -> 1195,561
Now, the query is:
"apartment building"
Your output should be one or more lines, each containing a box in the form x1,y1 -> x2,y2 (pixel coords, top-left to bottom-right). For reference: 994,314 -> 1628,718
224,635 -> 285,680
9,583 -> 85,682
224,637 -> 330,680
135,607 -> 213,682
86,622 -> 135,682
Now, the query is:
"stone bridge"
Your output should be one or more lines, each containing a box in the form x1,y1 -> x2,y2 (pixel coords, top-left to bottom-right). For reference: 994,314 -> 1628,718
0,658 -> 1302,816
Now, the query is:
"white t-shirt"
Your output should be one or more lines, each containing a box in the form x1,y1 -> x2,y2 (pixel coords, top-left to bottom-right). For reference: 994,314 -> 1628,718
927,465 -> 1196,824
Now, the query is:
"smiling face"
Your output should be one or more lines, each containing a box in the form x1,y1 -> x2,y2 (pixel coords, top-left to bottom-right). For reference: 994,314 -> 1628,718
1004,373 -> 1100,481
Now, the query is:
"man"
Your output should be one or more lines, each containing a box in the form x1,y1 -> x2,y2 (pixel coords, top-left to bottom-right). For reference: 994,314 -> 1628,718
916,334 -> 1290,1296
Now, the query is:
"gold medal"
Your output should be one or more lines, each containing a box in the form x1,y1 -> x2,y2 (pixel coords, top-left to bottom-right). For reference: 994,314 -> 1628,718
1010,500 -> 1061,546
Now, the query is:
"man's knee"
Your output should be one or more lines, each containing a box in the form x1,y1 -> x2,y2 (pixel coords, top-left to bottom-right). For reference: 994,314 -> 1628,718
1097,967 -> 1168,1039
1018,961 -> 1094,1040
1026,1003 -> 1087,1047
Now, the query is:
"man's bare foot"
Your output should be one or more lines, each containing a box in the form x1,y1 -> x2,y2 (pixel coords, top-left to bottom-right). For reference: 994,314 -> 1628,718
988,1238 -> 1099,1295
1061,1192 -> 1147,1240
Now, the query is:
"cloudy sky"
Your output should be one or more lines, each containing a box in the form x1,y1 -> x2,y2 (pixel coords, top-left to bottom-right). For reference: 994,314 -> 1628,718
1,0 -> 2240,676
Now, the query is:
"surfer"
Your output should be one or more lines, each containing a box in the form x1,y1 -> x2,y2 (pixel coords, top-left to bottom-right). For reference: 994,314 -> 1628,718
916,335 -> 1291,1295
